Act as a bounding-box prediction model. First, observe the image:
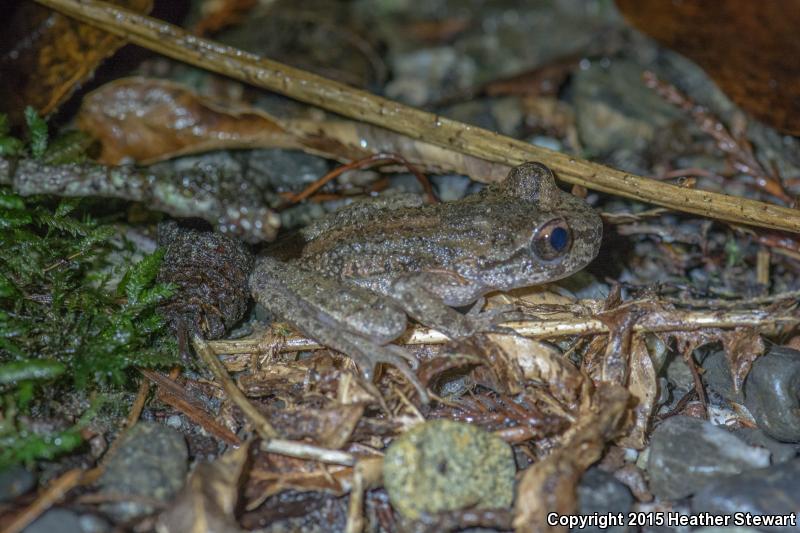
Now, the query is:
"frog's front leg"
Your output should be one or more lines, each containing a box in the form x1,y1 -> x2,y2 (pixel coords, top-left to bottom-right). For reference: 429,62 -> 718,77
387,272 -> 512,339
249,257 -> 428,402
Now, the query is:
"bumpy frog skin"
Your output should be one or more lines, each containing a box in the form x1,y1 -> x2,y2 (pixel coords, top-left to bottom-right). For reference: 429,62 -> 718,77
249,162 -> 602,400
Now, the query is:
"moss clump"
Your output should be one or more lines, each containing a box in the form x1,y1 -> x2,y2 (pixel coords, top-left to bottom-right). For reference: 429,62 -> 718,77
0,110 -> 179,468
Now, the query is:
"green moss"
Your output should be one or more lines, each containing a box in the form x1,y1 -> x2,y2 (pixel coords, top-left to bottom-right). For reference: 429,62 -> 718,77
0,111 -> 179,468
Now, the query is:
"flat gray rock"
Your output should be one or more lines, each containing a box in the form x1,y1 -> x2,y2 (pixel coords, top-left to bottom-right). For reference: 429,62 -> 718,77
573,467 -> 633,533
646,416 -> 770,500
23,508 -> 82,533
693,459 -> 800,532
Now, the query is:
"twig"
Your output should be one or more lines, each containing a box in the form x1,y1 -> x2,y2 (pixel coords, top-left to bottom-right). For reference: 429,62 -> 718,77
126,375 -> 151,429
140,368 -> 241,445
32,0 -> 800,233
260,439 -> 355,466
209,308 -> 800,368
283,152 -> 435,206
192,335 -> 279,440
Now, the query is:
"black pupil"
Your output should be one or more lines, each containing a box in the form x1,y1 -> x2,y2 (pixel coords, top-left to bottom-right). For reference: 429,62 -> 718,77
549,227 -> 568,251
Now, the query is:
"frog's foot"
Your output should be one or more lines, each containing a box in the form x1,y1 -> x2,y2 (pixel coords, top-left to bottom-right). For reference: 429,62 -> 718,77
459,305 -> 522,337
358,344 -> 430,405
466,301 -> 527,333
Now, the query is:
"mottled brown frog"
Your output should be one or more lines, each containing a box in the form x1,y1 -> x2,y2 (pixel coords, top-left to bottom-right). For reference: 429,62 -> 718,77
249,162 -> 602,400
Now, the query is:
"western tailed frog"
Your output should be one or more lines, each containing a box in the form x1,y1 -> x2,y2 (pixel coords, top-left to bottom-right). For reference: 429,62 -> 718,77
249,162 -> 602,400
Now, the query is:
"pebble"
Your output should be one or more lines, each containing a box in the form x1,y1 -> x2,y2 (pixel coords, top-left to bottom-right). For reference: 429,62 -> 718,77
383,419 -> 515,520
0,465 -> 35,502
573,467 -> 633,533
742,347 -> 800,442
98,422 -> 188,520
731,427 -> 797,464
646,416 -> 770,499
692,459 -> 800,533
700,350 -> 740,402
165,414 -> 183,429
702,347 -> 800,442
23,508 -> 82,533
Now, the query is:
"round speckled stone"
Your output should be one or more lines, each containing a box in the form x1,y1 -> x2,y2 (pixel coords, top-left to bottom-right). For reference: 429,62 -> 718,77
383,419 -> 515,520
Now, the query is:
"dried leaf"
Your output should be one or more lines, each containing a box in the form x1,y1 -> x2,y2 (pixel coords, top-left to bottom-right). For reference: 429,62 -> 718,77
491,334 -> 583,410
468,334 -> 526,394
0,0 -> 152,124
721,327 -> 765,393
264,404 -> 365,449
615,335 -> 657,449
237,352 -> 349,402
596,306 -> 645,384
616,0 -> 800,135
77,77 -> 295,164
513,382 -> 629,533
76,77 -> 509,181
246,451 -> 355,504
156,441 -> 251,533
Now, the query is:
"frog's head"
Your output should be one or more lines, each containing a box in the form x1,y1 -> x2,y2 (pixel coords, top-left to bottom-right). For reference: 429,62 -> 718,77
470,162 -> 602,290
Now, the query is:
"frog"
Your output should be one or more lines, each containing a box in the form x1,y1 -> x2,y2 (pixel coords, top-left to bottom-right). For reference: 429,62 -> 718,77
248,162 -> 603,401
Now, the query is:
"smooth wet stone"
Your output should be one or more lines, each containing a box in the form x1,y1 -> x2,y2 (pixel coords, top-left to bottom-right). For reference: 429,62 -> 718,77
742,347 -> 800,442
646,416 -> 770,499
383,419 -> 515,520
0,465 -> 35,502
98,422 -> 188,520
693,459 -> 800,533
700,350 -> 740,402
702,347 -> 800,442
573,467 -> 633,533
731,428 -> 797,464
23,508 -> 82,533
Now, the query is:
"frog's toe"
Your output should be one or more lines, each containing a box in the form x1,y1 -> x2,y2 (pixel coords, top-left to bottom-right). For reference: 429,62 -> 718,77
385,344 -> 421,370
363,350 -> 429,404
461,306 -> 519,335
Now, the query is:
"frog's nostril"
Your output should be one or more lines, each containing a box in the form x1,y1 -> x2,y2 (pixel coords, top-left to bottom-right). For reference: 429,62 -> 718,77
532,218 -> 572,260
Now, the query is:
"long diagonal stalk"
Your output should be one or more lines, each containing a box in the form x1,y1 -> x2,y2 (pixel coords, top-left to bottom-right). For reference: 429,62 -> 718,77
32,0 -> 800,233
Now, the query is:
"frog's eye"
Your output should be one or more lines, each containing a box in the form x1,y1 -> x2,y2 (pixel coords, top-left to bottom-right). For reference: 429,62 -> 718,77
532,219 -> 572,260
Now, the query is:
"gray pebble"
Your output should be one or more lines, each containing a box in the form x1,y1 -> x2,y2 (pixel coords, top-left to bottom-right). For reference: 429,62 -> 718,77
693,459 -> 800,532
731,428 -> 797,464
573,467 -> 633,533
743,347 -> 800,442
702,347 -> 800,442
77,514 -> 111,533
0,465 -> 35,502
23,508 -> 82,533
646,416 -> 770,500
98,422 -> 188,520
165,414 -> 183,429
700,350 -> 740,402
